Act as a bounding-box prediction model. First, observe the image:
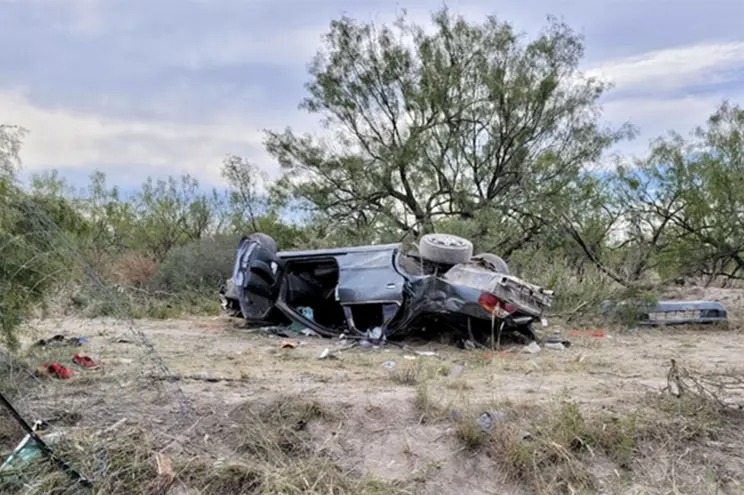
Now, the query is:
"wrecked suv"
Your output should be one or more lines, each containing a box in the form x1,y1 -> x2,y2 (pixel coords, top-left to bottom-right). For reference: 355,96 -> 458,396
220,233 -> 554,344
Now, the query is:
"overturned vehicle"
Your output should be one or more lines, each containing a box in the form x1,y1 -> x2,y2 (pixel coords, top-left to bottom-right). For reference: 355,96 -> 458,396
220,233 -> 554,344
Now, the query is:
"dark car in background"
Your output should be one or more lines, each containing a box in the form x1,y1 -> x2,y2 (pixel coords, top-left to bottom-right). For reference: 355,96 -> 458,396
220,233 -> 554,344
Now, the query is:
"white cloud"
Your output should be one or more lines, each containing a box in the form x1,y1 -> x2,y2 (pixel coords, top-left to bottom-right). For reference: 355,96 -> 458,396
602,93 -> 737,158
0,89 -> 273,186
170,26 -> 325,69
588,41 -> 744,94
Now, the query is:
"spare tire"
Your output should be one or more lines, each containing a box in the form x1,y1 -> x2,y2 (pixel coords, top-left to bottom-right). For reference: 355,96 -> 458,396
419,233 -> 473,265
473,253 -> 510,274
244,233 -> 278,254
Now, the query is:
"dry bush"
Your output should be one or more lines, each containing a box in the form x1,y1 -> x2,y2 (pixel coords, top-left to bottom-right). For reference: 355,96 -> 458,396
108,252 -> 158,288
446,372 -> 744,495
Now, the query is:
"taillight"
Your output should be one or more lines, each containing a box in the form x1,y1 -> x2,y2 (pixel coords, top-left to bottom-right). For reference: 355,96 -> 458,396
478,293 -> 516,318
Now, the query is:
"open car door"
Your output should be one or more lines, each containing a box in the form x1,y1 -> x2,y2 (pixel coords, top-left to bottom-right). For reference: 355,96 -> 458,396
232,235 -> 283,321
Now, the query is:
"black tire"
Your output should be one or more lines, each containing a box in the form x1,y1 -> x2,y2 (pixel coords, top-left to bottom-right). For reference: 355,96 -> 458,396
419,233 -> 473,264
246,233 -> 277,254
473,253 -> 510,274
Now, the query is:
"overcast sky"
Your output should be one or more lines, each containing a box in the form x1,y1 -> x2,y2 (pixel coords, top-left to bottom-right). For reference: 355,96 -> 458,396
2,0 -> 743,188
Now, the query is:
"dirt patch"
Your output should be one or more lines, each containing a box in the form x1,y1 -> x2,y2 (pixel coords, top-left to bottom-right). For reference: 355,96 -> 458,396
3,290 -> 744,493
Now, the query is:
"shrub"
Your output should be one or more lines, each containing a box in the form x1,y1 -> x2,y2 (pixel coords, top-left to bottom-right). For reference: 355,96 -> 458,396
154,234 -> 240,292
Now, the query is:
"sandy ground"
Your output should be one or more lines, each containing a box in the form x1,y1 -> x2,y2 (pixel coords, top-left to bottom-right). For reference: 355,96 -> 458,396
11,287 -> 744,494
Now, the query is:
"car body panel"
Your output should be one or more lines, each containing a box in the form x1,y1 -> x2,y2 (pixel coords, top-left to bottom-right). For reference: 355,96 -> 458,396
641,300 -> 728,326
336,248 -> 406,305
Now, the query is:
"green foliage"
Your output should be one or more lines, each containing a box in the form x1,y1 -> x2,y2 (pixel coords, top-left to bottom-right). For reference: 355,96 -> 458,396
5,9 -> 744,339
0,180 -> 88,348
155,234 -> 239,292
266,8 -> 632,249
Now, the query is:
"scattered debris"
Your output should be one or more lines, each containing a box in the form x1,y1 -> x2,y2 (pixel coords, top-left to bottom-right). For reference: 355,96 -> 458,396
72,353 -> 99,369
300,328 -> 320,337
602,299 -> 728,326
0,420 -> 47,472
34,335 -> 88,347
0,391 -> 90,486
415,351 -> 438,357
476,411 -> 507,432
544,342 -> 565,351
523,341 -> 541,354
542,337 -> 571,348
37,363 -> 74,379
404,355 -> 417,360
281,340 -> 299,349
318,348 -> 331,359
382,361 -> 396,369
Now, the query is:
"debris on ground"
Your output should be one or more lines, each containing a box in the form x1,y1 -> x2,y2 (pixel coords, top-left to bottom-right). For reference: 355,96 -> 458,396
523,341 -> 541,354
72,354 -> 99,369
0,420 -> 47,473
36,363 -> 74,379
544,342 -> 565,351
318,348 -> 339,360
476,411 -> 507,432
34,335 -> 89,347
601,299 -> 728,326
542,337 -> 572,348
281,340 -> 299,349
382,361 -> 396,369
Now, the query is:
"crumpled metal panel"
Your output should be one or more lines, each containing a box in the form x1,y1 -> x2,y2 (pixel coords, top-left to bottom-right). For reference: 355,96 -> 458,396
335,249 -> 406,304
442,264 -> 553,316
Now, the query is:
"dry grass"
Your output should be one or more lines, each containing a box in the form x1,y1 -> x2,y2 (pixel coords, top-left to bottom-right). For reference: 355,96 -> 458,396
0,395 -> 407,495
5,313 -> 744,495
444,383 -> 744,495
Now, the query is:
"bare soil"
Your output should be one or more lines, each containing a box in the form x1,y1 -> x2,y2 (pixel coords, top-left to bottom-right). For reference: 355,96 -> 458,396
8,287 -> 744,494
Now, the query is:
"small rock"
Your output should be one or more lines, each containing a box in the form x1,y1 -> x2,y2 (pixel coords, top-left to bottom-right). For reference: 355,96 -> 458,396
318,348 -> 330,359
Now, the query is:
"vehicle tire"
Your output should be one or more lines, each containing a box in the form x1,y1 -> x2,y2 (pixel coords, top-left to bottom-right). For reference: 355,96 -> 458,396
419,233 -> 473,265
246,233 -> 277,254
473,253 -> 510,274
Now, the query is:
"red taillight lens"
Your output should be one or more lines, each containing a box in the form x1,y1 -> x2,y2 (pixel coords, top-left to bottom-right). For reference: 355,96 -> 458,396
478,293 -> 516,318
